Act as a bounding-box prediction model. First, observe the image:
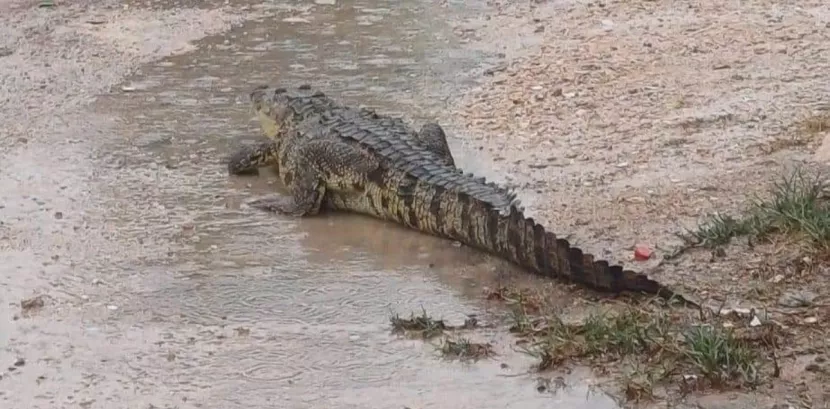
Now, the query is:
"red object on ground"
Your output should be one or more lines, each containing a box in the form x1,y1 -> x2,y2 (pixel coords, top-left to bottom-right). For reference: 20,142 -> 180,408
634,245 -> 652,261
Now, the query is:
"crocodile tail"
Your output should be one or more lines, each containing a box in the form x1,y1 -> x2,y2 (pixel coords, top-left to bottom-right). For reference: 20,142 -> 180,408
467,202 -> 686,303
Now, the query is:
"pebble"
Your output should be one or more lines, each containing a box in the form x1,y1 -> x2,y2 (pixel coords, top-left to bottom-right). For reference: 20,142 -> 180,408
777,290 -> 817,308
601,19 -> 614,31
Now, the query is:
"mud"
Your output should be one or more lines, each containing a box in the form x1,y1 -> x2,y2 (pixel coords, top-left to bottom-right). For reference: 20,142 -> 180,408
1,0 -> 619,408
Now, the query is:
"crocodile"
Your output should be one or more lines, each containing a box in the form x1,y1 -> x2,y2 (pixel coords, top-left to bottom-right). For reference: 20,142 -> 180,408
227,84 -> 697,308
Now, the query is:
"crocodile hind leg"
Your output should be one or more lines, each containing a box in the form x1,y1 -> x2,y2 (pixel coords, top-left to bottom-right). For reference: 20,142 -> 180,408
227,140 -> 280,175
417,123 -> 455,167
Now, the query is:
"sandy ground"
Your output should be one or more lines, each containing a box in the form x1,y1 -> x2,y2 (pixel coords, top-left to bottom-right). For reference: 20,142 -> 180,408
2,0 -> 829,407
0,0 -> 247,406
450,0 -> 830,406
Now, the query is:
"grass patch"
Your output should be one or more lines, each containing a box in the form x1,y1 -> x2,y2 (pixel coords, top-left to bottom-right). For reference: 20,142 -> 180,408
678,168 -> 830,254
683,325 -> 760,385
762,113 -> 830,154
389,292 -> 780,402
389,308 -> 479,340
438,337 -> 495,361
513,305 -> 770,396
390,308 -> 448,339
799,113 -> 830,135
390,309 -> 493,362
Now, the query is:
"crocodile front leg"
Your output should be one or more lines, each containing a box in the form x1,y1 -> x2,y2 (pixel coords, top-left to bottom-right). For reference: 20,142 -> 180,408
246,138 -> 378,218
227,140 -> 280,175
417,123 -> 455,167
247,158 -> 326,217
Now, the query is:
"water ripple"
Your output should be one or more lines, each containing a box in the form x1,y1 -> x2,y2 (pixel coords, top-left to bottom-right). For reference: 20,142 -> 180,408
78,0 -> 618,407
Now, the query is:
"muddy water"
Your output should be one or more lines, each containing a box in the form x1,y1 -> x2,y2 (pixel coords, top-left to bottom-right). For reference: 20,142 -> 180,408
75,1 -> 619,408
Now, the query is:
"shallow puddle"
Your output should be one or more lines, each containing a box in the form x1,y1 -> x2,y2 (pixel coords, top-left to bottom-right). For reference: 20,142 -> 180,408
84,0 -> 620,407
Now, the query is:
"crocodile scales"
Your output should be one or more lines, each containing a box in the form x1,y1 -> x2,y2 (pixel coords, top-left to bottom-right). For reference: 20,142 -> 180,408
227,84 -> 696,307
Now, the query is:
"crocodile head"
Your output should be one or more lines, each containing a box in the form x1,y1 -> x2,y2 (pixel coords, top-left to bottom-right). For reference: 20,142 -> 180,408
249,85 -> 292,140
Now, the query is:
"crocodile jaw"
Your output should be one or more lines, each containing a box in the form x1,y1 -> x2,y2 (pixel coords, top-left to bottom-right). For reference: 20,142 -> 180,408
257,109 -> 281,139
249,85 -> 291,140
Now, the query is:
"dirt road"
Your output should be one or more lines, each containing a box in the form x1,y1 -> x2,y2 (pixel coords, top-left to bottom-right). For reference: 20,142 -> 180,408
0,1 -> 614,408
3,0 -> 827,407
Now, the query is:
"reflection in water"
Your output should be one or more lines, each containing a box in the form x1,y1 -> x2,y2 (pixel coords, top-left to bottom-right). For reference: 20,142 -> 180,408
89,0 -> 619,407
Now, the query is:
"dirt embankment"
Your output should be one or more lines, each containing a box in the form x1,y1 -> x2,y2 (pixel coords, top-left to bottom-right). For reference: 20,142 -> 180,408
449,0 -> 830,406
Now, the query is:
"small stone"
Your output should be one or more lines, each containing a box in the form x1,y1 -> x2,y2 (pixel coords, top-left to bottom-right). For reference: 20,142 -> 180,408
13,358 -> 25,367
601,19 -> 614,31
749,316 -> 762,327
106,305 -> 119,311
314,0 -> 336,4
804,316 -> 818,324
778,290 -> 817,308
633,245 -> 652,261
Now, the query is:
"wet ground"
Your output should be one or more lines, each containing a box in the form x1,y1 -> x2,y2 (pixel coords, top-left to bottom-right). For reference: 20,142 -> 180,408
1,0 -> 620,408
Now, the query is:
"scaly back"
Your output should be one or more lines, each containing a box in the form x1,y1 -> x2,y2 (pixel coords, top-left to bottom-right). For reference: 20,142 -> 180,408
251,85 -> 524,215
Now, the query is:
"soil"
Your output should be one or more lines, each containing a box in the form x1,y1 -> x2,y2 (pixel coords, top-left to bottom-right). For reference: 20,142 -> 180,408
2,0 -> 828,407
449,0 -> 830,407
0,0 -> 247,406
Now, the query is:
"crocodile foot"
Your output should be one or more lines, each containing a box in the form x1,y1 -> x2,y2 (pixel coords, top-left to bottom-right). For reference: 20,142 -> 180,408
246,196 -> 307,217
